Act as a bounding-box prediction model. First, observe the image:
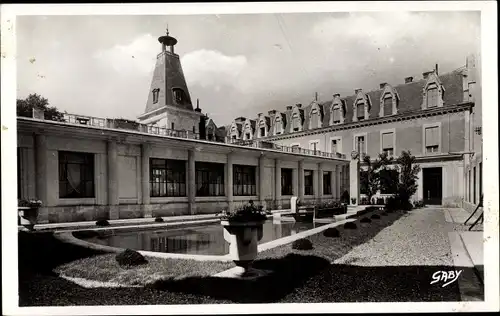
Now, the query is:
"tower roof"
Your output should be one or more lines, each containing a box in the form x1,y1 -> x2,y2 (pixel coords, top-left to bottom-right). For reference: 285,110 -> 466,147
158,27 -> 177,46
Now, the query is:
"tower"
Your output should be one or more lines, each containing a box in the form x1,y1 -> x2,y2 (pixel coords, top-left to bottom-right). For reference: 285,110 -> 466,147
137,28 -> 203,133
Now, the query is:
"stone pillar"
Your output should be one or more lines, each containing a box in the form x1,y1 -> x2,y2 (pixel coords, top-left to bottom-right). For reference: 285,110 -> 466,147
336,165 -> 342,200
298,160 -> 304,202
292,166 -> 299,198
317,163 -> 323,202
107,140 -> 119,220
35,134 -> 49,223
275,159 -> 282,209
226,153 -> 234,211
332,165 -> 337,200
259,155 -> 266,207
350,158 -> 360,205
141,143 -> 152,217
188,149 -> 196,215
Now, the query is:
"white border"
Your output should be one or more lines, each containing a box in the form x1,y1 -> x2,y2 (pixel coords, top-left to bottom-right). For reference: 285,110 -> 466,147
1,2 -> 499,315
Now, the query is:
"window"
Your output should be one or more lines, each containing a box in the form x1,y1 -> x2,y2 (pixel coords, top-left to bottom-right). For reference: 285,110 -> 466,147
59,151 -> 95,198
195,162 -> 224,196
233,165 -> 256,196
304,170 -> 314,195
357,103 -> 365,120
292,114 -> 301,132
323,171 -> 332,195
281,168 -> 293,195
231,135 -> 237,141
332,107 -> 341,124
425,126 -> 440,153
172,88 -> 187,104
193,126 -> 196,133
152,88 -> 160,104
383,97 -> 392,116
356,136 -> 366,155
274,117 -> 283,135
310,110 -> 319,129
245,133 -> 251,140
171,122 -> 175,130
331,140 -> 337,153
473,166 -> 476,204
260,127 -> 265,137
426,87 -> 438,108
382,132 -> 394,156
150,159 -> 186,197
309,141 -> 318,152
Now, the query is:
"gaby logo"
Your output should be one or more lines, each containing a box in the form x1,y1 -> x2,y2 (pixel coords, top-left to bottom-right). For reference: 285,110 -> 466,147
430,270 -> 463,287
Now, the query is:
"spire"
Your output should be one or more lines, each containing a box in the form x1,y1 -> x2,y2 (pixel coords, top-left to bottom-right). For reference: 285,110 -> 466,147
158,25 -> 177,53
195,98 -> 202,112
315,92 -> 318,101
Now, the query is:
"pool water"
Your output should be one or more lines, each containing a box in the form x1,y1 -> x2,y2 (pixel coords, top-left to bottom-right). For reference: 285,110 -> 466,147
82,220 -> 325,256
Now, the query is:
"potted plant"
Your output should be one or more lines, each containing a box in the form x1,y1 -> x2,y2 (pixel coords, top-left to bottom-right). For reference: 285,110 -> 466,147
18,198 -> 42,231
220,202 -> 268,277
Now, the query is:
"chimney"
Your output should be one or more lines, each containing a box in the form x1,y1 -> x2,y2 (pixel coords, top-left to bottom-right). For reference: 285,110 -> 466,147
355,89 -> 362,94
268,109 -> 277,116
194,98 -> 202,112
379,83 -> 387,89
257,112 -> 263,117
435,63 -> 439,76
314,92 -> 318,101
286,105 -> 293,111
295,103 -> 302,108
405,76 -> 413,84
333,93 -> 340,98
422,71 -> 432,79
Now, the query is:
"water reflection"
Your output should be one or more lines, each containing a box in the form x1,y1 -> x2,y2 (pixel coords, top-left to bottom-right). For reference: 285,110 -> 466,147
84,220 -> 324,256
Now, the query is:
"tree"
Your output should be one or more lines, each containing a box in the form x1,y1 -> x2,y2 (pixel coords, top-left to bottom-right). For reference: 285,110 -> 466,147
360,153 -> 392,203
17,93 -> 65,122
394,150 -> 421,208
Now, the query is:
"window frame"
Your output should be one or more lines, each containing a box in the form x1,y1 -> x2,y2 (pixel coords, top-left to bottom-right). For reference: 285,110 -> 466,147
150,158 -> 187,197
233,164 -> 257,196
380,128 -> 396,157
330,136 -> 342,154
353,132 -> 368,156
422,123 -> 442,155
152,88 -> 160,104
58,151 -> 95,199
304,170 -> 314,196
281,168 -> 293,196
323,171 -> 332,195
195,162 -> 225,197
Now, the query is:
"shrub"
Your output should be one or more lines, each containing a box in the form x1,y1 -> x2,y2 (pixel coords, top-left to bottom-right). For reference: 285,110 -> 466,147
351,198 -> 357,205
413,200 -> 425,208
96,219 -> 110,227
154,217 -> 164,222
115,249 -> 148,267
360,217 -> 371,223
220,202 -> 267,222
344,222 -> 357,229
292,238 -> 313,250
323,227 -> 340,238
376,197 -> 385,205
381,211 -> 389,216
341,190 -> 350,204
371,214 -> 381,219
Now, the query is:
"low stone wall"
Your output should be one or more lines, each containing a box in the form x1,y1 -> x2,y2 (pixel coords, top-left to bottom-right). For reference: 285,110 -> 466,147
462,200 -> 480,214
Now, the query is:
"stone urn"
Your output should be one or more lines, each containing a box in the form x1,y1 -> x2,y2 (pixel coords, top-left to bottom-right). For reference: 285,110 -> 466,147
18,207 -> 39,231
221,220 -> 265,276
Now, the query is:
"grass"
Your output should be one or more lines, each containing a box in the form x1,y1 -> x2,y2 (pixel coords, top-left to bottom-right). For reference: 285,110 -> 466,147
55,254 -> 233,286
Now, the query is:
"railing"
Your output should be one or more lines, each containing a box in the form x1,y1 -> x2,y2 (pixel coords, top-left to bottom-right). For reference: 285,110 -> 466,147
27,112 -> 346,159
227,138 -> 347,159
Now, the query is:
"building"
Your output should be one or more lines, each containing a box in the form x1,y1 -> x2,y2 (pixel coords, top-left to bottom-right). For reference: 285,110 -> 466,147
16,30 -> 349,224
228,55 -> 482,208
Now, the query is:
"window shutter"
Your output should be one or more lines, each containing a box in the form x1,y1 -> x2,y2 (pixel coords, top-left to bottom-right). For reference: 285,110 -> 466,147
425,127 -> 439,146
357,103 -> 364,117
383,98 -> 392,115
333,108 -> 340,122
382,132 -> 393,149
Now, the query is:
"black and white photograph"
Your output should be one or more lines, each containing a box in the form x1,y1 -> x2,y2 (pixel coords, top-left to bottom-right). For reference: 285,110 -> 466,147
1,1 -> 498,315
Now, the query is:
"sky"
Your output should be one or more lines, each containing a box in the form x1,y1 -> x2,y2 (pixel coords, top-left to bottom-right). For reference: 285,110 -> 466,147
16,11 -> 481,127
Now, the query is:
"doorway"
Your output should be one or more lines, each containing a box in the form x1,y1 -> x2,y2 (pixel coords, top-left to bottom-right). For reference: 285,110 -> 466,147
422,167 -> 443,205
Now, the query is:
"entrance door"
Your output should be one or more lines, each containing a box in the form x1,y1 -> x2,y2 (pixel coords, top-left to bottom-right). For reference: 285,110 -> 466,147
423,167 -> 443,205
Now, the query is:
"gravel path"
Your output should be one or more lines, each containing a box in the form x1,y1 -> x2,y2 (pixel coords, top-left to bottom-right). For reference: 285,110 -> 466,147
333,208 -> 454,266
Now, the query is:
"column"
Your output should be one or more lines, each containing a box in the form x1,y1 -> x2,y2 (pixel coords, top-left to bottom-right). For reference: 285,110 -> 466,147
317,163 -> 323,202
336,165 -> 342,200
331,165 -> 337,200
292,166 -> 299,198
275,159 -> 281,209
188,149 -> 196,215
350,159 -> 360,205
107,140 -> 119,220
35,134 -> 49,223
226,153 -> 234,211
141,143 -> 152,217
298,160 -> 305,202
259,155 -> 266,207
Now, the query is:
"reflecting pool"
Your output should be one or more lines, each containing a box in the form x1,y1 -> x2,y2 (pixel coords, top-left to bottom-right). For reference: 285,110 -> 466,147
80,220 -> 325,256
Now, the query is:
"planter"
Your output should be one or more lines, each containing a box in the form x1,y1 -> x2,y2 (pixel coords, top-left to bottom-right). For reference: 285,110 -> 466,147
18,207 -> 39,231
221,220 -> 265,276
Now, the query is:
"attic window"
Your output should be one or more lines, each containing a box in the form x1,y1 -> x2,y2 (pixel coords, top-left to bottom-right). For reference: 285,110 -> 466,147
260,127 -> 265,137
357,103 -> 365,120
426,87 -> 439,108
152,88 -> 160,104
172,88 -> 187,104
292,113 -> 301,132
309,109 -> 321,129
332,107 -> 341,124
383,97 -> 392,116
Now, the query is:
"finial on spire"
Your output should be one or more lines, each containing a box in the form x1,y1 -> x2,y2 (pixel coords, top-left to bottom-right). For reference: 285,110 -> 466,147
315,92 -> 318,101
166,24 -> 169,36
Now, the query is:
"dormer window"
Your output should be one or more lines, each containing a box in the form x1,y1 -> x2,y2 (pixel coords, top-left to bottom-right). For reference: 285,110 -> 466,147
330,95 -> 345,125
356,103 -> 365,121
379,84 -> 399,117
332,108 -> 341,124
291,110 -> 303,132
172,88 -> 187,105
260,127 -> 265,137
426,87 -> 439,108
308,101 -> 323,130
421,71 -> 445,110
152,88 -> 160,104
